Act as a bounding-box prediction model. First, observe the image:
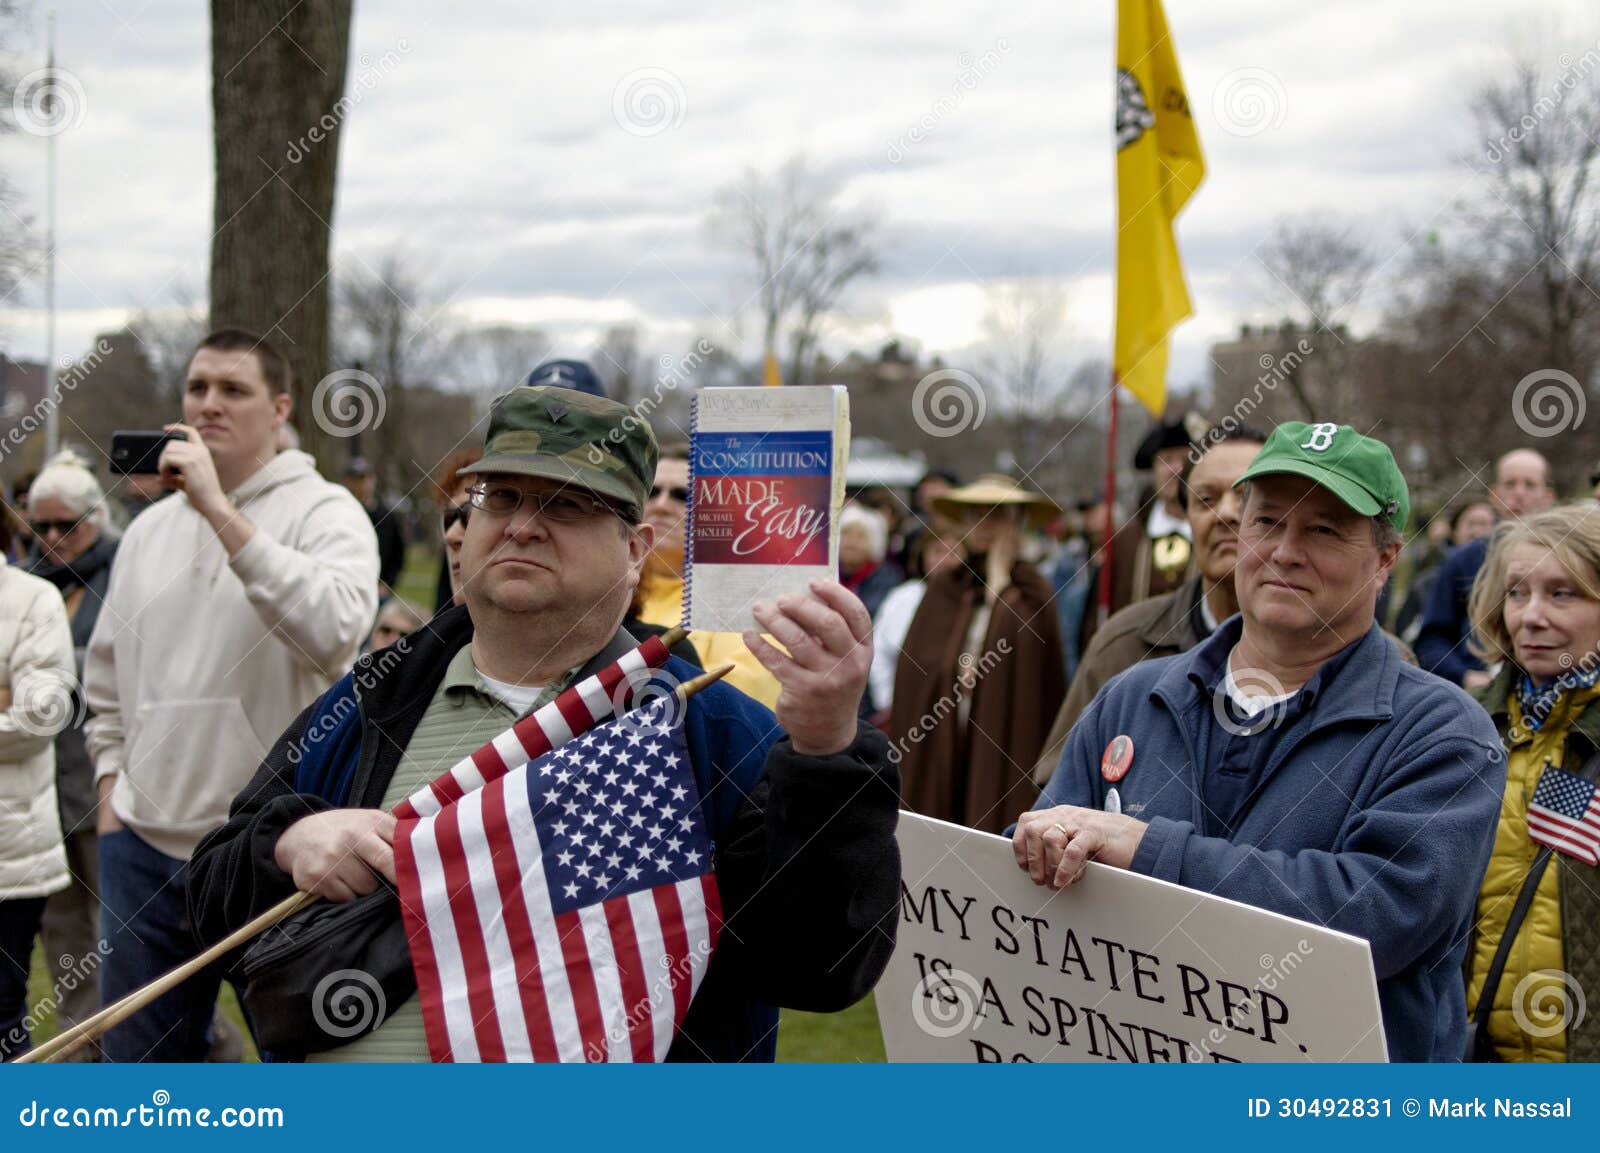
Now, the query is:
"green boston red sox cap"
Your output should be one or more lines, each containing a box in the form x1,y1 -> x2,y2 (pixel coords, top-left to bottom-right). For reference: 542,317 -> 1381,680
457,385 -> 658,521
1233,421 -> 1409,531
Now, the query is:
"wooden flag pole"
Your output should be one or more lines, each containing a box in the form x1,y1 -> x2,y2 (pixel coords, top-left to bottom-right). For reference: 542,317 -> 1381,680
21,658 -> 731,1065
21,891 -> 316,1064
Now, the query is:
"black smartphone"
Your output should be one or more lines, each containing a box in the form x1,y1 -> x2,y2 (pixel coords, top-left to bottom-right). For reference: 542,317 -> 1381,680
110,430 -> 183,476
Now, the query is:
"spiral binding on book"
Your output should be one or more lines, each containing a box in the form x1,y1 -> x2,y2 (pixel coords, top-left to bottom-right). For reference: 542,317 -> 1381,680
680,392 -> 699,628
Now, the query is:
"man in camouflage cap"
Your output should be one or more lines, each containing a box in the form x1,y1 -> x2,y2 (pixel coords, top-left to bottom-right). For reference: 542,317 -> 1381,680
191,384 -> 903,1063
457,384 -> 658,523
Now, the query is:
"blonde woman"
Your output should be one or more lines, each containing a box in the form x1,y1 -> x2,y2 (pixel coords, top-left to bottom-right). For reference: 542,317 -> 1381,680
1465,504 -> 1600,1061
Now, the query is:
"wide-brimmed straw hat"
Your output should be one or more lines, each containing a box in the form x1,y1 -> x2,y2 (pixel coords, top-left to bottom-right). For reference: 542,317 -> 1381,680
931,473 -> 1060,529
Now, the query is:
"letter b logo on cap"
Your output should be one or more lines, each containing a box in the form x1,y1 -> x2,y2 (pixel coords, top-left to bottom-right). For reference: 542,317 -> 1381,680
1301,422 -> 1338,452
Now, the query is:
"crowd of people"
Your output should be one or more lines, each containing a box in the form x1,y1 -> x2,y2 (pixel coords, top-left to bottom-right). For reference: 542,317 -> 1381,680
0,327 -> 1596,1064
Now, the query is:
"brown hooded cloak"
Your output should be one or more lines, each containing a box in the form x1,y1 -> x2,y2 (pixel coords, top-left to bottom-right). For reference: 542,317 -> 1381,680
889,557 -> 1065,834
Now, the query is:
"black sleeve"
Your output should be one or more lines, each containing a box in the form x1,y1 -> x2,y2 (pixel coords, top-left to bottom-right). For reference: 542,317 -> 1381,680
186,700 -> 335,949
712,720 -> 901,1013
378,516 -> 406,590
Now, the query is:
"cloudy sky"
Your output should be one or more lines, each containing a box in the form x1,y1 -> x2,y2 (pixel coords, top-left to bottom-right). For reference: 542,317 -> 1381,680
2,0 -> 1596,394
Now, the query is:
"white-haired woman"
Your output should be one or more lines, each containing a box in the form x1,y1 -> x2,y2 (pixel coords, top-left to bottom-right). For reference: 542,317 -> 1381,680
839,503 -> 904,621
0,501 -> 75,1059
22,450 -> 118,1055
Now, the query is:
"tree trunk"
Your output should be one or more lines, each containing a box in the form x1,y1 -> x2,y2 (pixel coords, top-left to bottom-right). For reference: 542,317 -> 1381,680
210,0 -> 353,474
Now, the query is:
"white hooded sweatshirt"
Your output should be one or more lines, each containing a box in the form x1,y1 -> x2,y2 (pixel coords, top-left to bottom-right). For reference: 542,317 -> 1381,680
84,449 -> 380,860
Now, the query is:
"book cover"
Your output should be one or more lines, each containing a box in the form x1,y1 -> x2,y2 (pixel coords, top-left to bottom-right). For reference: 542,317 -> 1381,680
685,386 -> 850,634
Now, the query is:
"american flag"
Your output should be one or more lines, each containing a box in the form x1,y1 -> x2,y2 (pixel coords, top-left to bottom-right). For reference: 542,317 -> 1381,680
392,634 -> 671,822
1527,765 -> 1600,866
394,697 -> 721,1062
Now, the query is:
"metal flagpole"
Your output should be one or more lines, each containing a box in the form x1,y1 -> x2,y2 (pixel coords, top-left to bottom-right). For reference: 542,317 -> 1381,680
43,9 -> 59,459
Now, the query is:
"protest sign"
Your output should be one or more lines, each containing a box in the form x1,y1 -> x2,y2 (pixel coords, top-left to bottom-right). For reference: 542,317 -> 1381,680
877,813 -> 1387,1063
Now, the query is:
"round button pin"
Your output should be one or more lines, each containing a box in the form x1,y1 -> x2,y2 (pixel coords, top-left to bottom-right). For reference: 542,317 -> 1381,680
1101,734 -> 1134,783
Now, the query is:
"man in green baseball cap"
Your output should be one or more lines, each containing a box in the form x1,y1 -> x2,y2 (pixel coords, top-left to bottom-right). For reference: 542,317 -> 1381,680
1229,420 -> 1408,651
1234,420 -> 1409,533
1017,420 -> 1505,1061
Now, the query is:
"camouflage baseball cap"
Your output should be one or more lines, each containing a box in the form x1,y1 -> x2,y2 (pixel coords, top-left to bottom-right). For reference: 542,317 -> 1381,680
458,386 -> 657,521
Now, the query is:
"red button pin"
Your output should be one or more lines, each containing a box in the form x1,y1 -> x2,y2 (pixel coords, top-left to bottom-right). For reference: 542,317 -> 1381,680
1101,735 -> 1134,783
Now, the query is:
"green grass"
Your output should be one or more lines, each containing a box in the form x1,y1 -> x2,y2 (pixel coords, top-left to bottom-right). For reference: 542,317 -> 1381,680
393,542 -> 442,611
776,996 -> 886,1063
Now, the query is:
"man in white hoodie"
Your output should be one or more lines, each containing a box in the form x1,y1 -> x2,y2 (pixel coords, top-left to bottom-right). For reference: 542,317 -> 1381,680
84,329 -> 379,1062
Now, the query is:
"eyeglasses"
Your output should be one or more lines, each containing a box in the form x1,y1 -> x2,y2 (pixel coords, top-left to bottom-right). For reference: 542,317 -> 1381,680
465,483 -> 620,524
441,503 -> 471,533
29,517 -> 85,538
650,484 -> 688,504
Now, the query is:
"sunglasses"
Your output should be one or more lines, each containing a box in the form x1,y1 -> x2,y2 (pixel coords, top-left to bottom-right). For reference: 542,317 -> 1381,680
441,503 -> 472,533
650,484 -> 688,503
30,517 -> 85,538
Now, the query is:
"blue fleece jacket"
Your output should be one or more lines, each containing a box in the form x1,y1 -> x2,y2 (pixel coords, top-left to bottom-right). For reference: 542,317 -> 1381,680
1034,617 -> 1504,1061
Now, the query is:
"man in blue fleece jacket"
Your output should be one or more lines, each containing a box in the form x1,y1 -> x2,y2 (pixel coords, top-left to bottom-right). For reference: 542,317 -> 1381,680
1017,423 -> 1504,1061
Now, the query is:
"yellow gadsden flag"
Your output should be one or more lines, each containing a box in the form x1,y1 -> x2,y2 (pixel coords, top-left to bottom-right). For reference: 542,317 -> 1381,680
762,349 -> 783,387
1114,0 -> 1205,415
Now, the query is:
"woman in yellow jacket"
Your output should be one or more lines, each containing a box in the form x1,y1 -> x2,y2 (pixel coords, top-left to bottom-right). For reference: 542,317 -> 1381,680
1465,504 -> 1600,1061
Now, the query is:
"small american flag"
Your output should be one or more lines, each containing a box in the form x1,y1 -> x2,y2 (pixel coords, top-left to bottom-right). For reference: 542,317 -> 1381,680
392,634 -> 671,822
394,697 -> 720,1062
1527,765 -> 1600,866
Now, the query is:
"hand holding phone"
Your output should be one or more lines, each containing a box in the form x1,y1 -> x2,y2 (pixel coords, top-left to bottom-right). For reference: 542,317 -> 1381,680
153,423 -> 229,519
109,430 -> 183,476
